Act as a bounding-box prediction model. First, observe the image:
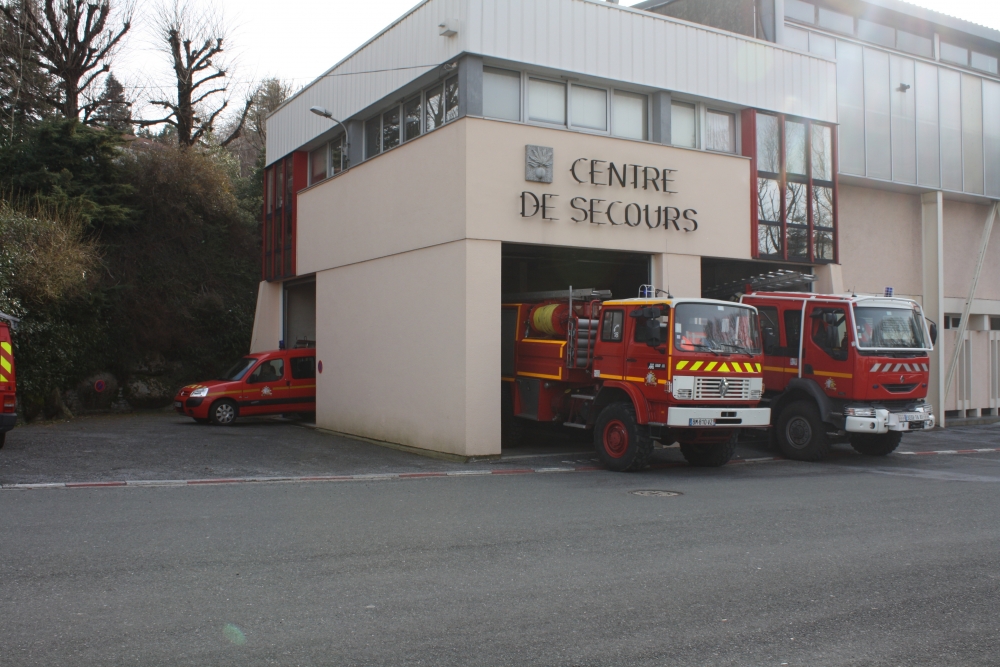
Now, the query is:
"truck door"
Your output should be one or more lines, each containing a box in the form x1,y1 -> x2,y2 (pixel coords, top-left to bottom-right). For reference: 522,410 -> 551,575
802,303 -> 854,399
287,353 -> 317,413
624,306 -> 668,391
243,357 -> 286,415
594,308 -> 625,380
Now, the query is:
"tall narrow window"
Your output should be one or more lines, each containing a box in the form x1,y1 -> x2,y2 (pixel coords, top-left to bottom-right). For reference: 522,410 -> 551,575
612,91 -> 647,140
444,76 -> 459,122
403,97 -> 422,141
570,85 -> 608,131
310,146 -> 328,185
671,102 -> 696,148
425,84 -> 444,131
706,110 -> 735,153
365,117 -> 381,159
331,135 -> 347,175
528,78 -> 566,125
382,106 -> 401,152
753,111 -> 837,263
484,67 -> 521,121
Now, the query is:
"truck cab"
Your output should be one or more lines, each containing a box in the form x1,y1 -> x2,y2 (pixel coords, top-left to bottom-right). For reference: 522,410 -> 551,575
503,290 -> 770,471
742,292 -> 936,460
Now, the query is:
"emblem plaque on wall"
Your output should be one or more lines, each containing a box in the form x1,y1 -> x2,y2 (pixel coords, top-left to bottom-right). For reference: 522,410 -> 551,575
525,145 -> 554,183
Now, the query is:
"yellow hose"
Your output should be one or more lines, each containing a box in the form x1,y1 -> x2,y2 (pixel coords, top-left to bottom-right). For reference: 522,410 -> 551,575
532,304 -> 562,336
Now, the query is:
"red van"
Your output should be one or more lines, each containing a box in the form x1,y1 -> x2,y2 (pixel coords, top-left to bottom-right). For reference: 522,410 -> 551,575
175,349 -> 316,425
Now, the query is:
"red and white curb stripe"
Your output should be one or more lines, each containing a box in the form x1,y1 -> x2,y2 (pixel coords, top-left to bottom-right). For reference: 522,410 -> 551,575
2,449 -> 997,491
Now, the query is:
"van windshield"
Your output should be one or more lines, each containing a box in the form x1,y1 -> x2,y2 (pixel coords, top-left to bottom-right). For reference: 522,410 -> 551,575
854,306 -> 928,349
674,304 -> 761,355
219,357 -> 258,381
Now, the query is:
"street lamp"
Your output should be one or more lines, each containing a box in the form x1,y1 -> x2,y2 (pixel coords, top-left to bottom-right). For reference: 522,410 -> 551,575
309,106 -> 351,166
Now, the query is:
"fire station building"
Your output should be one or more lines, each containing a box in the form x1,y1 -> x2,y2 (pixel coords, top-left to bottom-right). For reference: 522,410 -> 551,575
251,0 -> 1000,457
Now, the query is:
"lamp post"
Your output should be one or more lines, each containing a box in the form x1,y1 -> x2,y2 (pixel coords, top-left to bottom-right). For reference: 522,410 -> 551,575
309,106 -> 351,167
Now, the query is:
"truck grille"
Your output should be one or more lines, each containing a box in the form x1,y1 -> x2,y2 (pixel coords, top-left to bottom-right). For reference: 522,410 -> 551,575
695,377 -> 752,400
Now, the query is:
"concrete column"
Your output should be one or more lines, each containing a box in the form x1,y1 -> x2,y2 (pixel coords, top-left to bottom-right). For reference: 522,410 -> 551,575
249,281 -> 283,353
921,191 -> 946,420
650,91 -> 672,145
651,253 -> 701,298
458,55 -> 484,119
813,263 -> 845,294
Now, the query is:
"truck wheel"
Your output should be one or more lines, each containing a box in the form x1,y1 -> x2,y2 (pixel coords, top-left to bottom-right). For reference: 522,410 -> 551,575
776,400 -> 830,461
209,400 -> 238,426
594,402 -> 653,472
850,432 -> 902,456
679,431 -> 738,467
501,386 -> 524,449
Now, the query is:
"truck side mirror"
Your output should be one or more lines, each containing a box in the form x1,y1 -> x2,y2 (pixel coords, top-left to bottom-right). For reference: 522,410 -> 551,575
645,319 -> 663,347
927,320 -> 938,346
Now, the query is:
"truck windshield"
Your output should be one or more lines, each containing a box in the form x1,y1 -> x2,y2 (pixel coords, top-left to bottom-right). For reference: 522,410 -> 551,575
853,306 -> 928,349
674,304 -> 761,354
219,357 -> 258,381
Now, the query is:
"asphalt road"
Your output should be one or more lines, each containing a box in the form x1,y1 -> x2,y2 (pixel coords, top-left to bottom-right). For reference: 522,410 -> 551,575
2,432 -> 999,665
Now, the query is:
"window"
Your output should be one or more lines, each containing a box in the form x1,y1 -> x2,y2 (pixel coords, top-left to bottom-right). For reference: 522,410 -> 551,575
528,78 -> 566,125
810,307 -> 849,361
896,30 -> 932,58
403,97 -> 422,142
854,306 -> 928,349
310,146 -> 328,185
425,85 -> 444,131
612,91 -> 647,140
817,8 -> 853,35
857,20 -> 894,49
444,76 -> 459,122
784,309 -> 803,352
671,102 -> 697,148
484,67 -> 521,121
330,134 -> 348,175
570,85 -> 608,131
673,304 -> 762,354
266,169 -> 275,213
248,359 -> 284,384
758,306 -> 781,354
972,52 -> 999,75
290,356 -> 316,380
706,110 -> 735,153
784,0 -> 815,23
382,106 -> 401,152
991,317 -> 1000,331
754,112 -> 836,263
940,42 -> 969,67
601,310 -> 624,342
365,118 -> 380,159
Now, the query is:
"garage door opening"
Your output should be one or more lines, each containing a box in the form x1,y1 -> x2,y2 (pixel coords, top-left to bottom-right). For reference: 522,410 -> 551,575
284,279 -> 316,349
500,244 -> 651,455
701,258 -> 815,301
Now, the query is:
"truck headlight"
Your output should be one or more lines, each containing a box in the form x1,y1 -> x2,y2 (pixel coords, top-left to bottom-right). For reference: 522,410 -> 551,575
190,387 -> 209,398
845,406 -> 875,418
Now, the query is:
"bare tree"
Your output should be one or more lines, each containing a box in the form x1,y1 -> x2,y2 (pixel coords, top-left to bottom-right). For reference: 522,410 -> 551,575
0,0 -> 133,120
222,77 -> 291,176
145,0 -> 250,148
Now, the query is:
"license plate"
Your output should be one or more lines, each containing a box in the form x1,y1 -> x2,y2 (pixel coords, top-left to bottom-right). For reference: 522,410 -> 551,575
689,418 -> 716,426
903,413 -> 925,422
174,401 -> 183,409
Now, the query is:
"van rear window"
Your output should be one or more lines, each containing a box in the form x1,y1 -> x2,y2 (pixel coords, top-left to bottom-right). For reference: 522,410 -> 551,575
291,356 -> 316,380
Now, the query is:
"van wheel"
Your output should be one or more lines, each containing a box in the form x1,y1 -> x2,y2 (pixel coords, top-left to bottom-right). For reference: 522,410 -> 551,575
776,400 -> 830,461
594,402 -> 653,472
679,431 -> 738,467
209,400 -> 238,426
850,432 -> 902,456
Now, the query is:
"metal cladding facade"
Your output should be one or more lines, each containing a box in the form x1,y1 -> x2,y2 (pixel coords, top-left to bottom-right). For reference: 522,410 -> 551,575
265,0 -> 837,165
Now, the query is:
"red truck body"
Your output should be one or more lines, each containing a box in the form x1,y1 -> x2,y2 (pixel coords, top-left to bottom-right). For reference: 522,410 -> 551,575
503,290 -> 770,471
0,320 -> 15,446
741,292 -> 935,459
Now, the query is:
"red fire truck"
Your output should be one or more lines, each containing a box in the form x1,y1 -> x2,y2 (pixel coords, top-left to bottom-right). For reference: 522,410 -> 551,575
502,288 -> 770,471
0,313 -> 17,448
741,292 -> 937,461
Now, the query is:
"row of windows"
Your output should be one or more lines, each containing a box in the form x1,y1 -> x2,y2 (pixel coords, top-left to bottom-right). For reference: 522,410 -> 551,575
785,0 -> 998,75
755,112 -> 836,263
310,134 -> 348,186
365,76 -> 459,161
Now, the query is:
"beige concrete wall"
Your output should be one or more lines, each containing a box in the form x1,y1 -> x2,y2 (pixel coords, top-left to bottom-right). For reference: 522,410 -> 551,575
651,253 -> 702,298
249,281 -> 283,353
838,184 -> 923,299
314,240 -> 501,457
942,199 -> 1000,301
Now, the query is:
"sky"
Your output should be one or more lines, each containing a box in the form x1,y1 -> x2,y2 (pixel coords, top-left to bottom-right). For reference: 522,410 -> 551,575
115,0 -> 1000,122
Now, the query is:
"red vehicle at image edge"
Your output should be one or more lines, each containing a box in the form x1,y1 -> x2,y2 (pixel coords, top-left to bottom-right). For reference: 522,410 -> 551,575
503,287 -> 771,471
175,348 -> 316,425
0,313 -> 17,448
741,292 -> 937,461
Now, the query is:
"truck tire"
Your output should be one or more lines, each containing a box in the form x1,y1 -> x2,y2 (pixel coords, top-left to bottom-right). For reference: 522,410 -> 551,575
850,431 -> 902,456
594,402 -> 653,472
209,399 -> 239,426
679,431 -> 738,467
776,400 -> 830,461
501,386 -> 524,449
